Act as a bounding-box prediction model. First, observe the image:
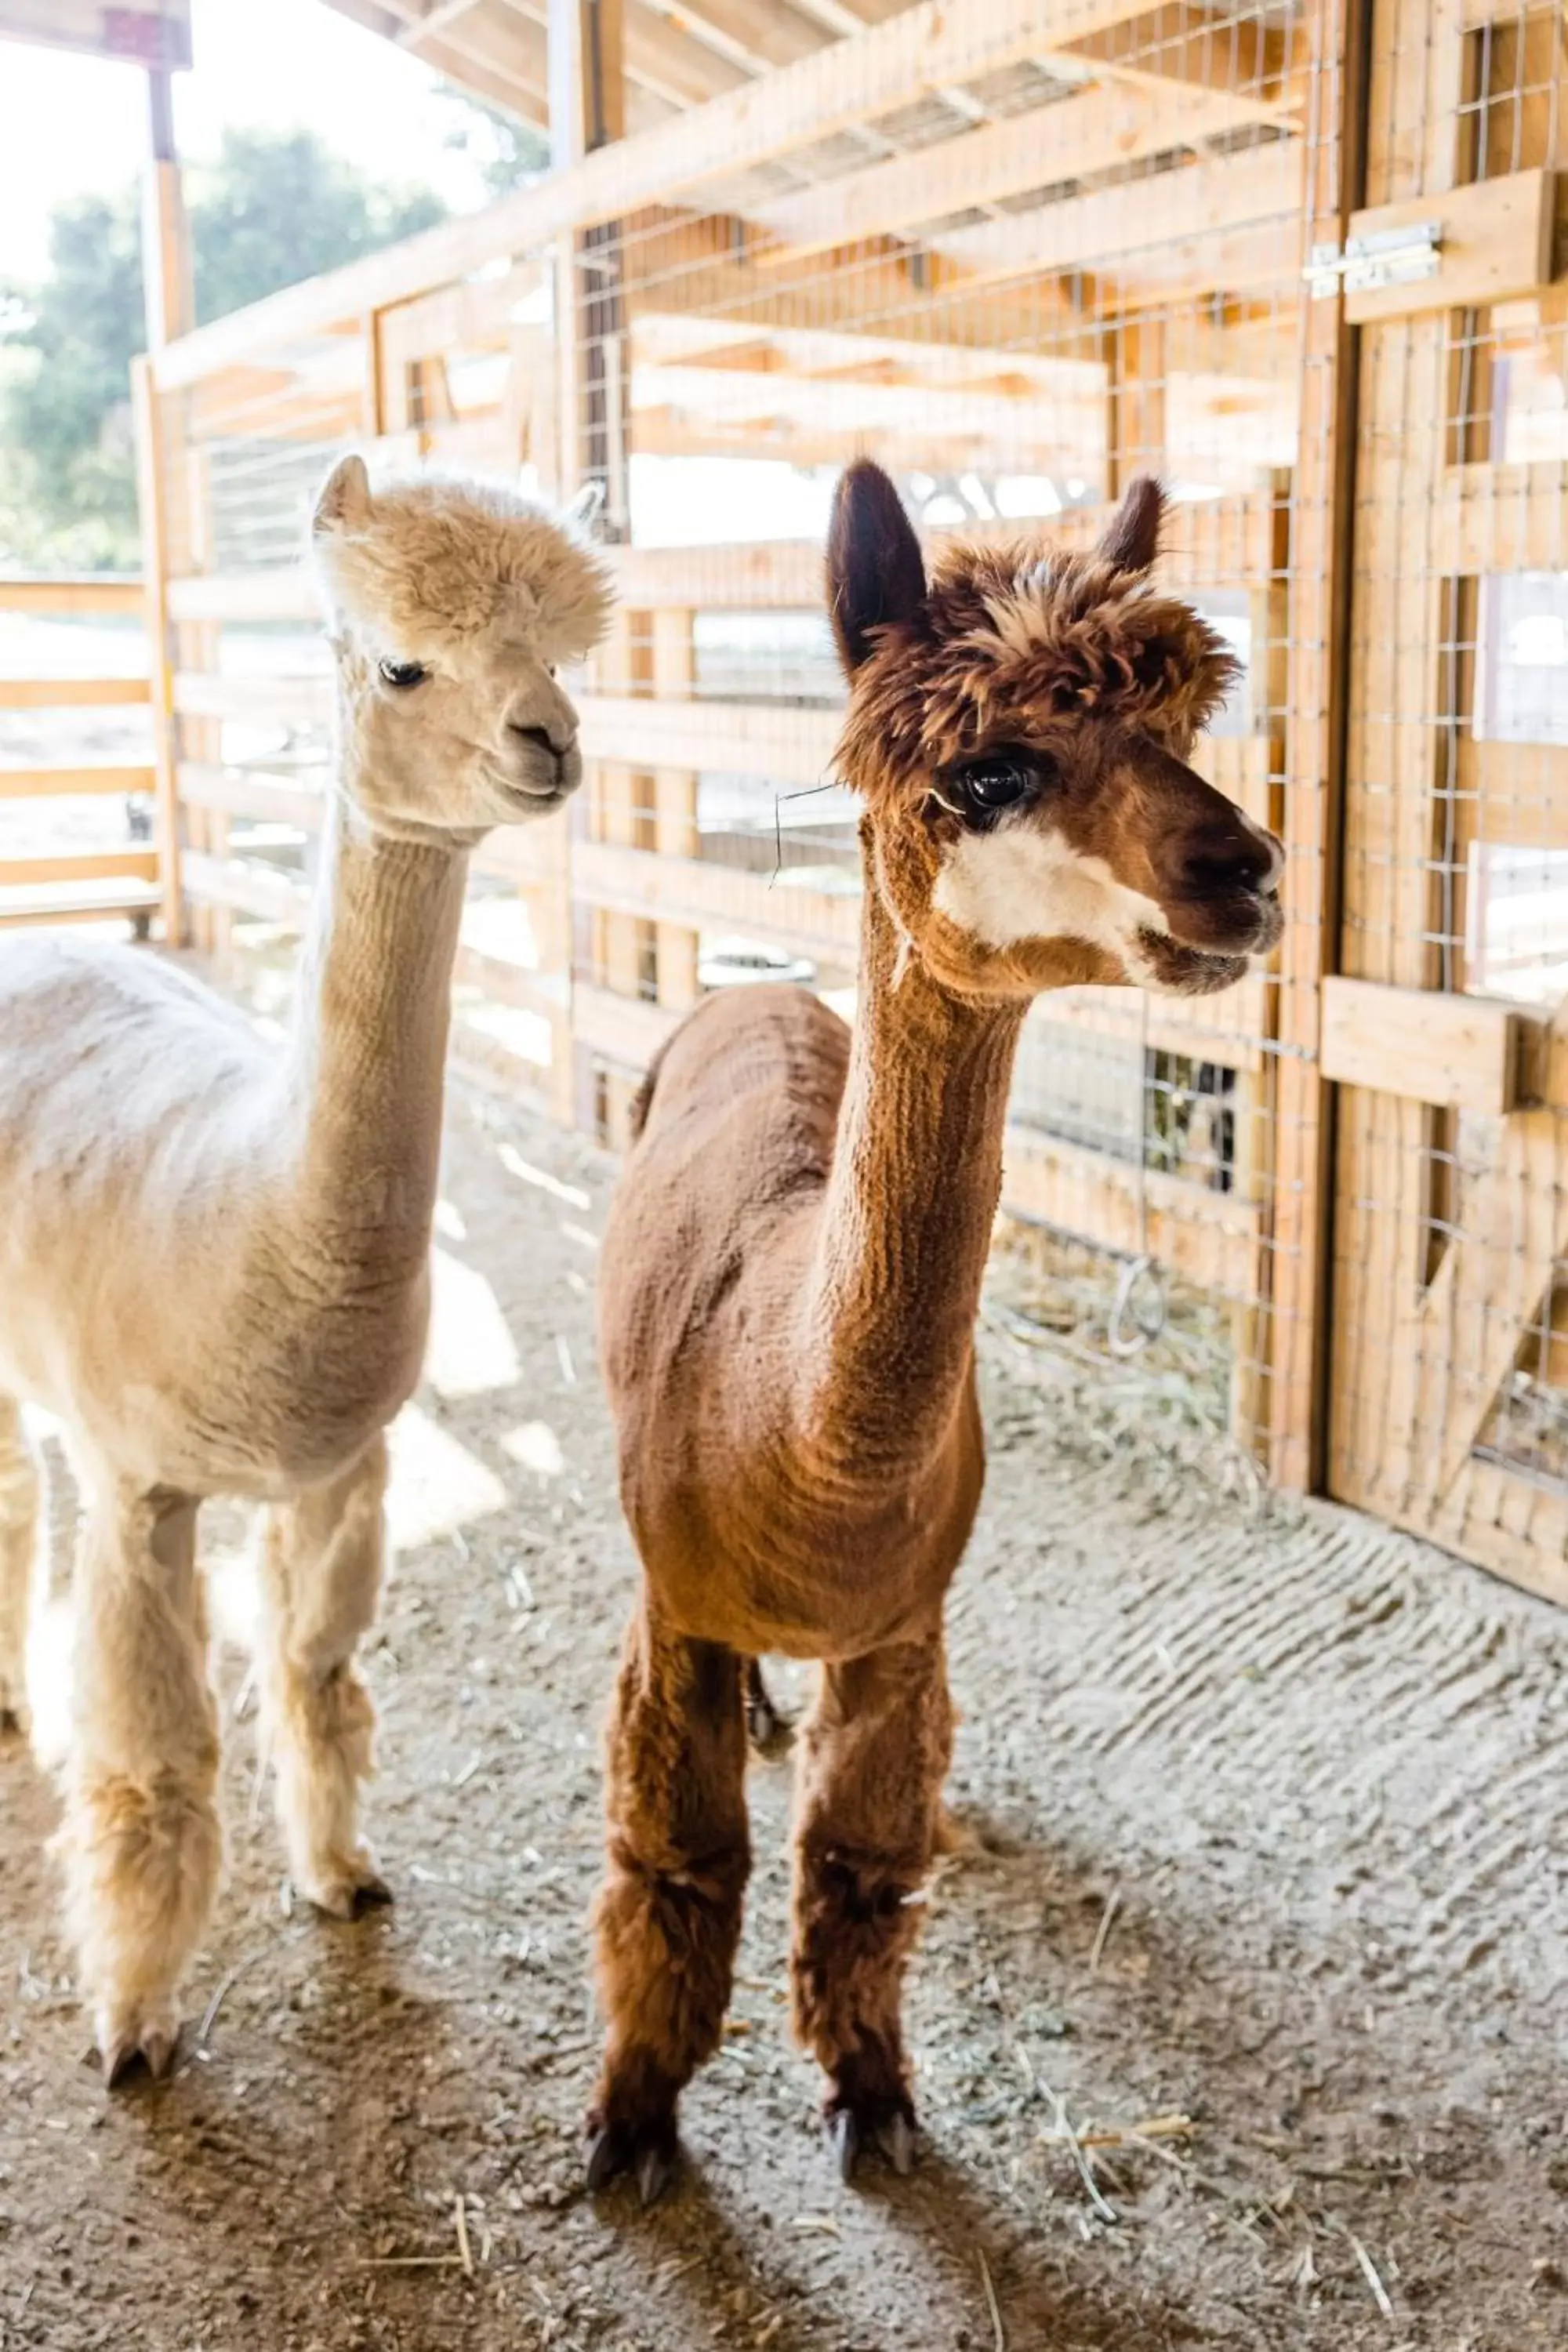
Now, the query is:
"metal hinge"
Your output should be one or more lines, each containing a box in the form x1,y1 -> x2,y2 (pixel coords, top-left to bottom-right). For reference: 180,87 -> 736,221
1305,219 -> 1443,301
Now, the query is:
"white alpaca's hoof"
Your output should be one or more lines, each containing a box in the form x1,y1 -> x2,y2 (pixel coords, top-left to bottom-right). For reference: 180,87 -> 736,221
296,1847 -> 393,1921
97,1999 -> 180,2089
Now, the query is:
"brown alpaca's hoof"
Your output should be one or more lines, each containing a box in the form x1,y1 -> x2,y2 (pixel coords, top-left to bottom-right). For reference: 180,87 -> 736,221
584,2111 -> 679,2207
823,2096 -> 917,2181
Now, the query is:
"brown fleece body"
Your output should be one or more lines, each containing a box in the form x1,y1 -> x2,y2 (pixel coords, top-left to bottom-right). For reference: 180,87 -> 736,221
586,466 -> 1285,2194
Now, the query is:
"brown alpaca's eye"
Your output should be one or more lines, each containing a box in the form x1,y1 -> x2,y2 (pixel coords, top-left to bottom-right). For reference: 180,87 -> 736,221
379,658 -> 427,690
956,755 -> 1036,814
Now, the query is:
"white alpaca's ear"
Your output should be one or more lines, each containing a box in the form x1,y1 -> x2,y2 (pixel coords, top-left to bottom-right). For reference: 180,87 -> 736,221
314,453 -> 372,536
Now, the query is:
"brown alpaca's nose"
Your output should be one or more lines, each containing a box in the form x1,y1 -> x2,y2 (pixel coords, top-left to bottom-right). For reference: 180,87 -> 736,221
1173,818 -> 1279,900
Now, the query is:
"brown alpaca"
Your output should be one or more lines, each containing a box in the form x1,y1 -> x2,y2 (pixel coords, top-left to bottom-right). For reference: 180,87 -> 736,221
587,463 -> 1282,2201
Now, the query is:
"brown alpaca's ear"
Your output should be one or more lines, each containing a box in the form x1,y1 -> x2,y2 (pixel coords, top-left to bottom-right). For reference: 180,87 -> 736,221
1097,474 -> 1164,575
826,459 -> 927,676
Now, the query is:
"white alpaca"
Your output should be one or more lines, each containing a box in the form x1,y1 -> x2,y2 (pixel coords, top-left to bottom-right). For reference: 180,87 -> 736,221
0,456 -> 610,2082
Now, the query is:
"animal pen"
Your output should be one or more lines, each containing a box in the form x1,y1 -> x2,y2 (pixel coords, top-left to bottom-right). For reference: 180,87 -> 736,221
5,0 -> 1568,1611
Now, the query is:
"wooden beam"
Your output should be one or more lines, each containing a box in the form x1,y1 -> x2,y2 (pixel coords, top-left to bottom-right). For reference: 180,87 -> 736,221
601,486 -> 1282,608
180,851 -> 310,924
0,884 -> 161,931
634,0 -> 828,75
0,764 -> 156,800
1002,1125 -> 1264,1300
1320,977 -> 1530,1115
572,976 -> 681,1067
752,80 -> 1298,267
177,763 -> 325,832
512,0 -> 753,108
1034,981 -> 1267,1073
1436,458 -> 1568,573
0,677 -> 151,709
583,693 -> 838,783
573,837 -> 862,965
0,576 -> 144,616
153,0 -> 1159,387
173,671 -> 329,727
938,137 -> 1304,290
0,848 -> 159,888
1342,167 -> 1556,326
332,0 -> 553,114
1458,738 -> 1568,851
1067,5 -> 1294,103
167,569 -> 317,623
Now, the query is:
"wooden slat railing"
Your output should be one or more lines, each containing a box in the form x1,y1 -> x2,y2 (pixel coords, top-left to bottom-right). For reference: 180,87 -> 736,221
0,574 -> 168,936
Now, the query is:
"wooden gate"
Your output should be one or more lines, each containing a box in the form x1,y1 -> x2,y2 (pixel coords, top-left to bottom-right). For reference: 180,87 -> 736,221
1328,0 -> 1568,1605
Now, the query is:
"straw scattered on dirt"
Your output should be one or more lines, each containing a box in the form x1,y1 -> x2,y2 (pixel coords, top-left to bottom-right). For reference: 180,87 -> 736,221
2,1066 -> 1566,2351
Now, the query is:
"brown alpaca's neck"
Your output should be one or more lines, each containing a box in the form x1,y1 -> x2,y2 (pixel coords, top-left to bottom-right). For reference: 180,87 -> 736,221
281,790 -> 469,1280
797,856 -> 1025,1482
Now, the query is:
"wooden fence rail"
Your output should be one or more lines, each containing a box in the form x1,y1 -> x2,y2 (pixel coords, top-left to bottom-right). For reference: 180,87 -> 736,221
0,575 -> 165,931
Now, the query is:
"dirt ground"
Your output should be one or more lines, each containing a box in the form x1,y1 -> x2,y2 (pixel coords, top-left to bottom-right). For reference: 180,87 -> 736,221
2,1067 -> 1566,2352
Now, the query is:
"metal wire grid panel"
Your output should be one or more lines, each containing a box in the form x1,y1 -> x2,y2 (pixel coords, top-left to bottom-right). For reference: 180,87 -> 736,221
137,0 -> 1346,1505
1326,0 -> 1568,1602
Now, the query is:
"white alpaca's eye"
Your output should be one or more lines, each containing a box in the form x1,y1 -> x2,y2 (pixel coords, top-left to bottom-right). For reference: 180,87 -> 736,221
379,658 -> 427,690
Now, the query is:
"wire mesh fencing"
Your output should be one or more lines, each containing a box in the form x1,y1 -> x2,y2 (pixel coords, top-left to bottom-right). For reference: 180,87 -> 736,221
129,0 -> 1350,1504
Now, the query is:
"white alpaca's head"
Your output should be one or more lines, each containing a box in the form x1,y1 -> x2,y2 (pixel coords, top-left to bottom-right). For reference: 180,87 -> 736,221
311,455 -> 612,846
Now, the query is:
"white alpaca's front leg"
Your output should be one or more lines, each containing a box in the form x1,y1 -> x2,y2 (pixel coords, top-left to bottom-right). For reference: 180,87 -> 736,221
258,1433 -> 391,1918
0,1397 -> 41,1729
60,1484 -> 221,2083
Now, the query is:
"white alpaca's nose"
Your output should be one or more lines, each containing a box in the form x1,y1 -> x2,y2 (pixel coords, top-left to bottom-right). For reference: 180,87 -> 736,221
504,682 -> 577,758
510,721 -> 564,757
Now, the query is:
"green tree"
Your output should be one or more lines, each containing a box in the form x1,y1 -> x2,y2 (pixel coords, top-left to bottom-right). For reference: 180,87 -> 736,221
192,126 -> 445,326
0,190 -> 145,566
0,125 -> 449,568
438,92 -> 549,201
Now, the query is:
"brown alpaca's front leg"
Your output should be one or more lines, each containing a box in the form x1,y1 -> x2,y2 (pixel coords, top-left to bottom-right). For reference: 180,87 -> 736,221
791,1633 -> 952,2180
587,1599 -> 750,2205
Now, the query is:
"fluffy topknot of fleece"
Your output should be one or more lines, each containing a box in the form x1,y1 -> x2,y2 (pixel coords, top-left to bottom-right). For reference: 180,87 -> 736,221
838,535 -> 1240,794
311,459 -> 612,666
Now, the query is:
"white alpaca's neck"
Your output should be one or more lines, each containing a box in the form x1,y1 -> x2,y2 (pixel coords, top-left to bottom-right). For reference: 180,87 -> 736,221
278,788 -> 469,1287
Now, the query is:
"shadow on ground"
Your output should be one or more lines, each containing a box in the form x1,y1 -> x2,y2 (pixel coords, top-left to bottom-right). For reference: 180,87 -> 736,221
2,1072 -> 1565,2350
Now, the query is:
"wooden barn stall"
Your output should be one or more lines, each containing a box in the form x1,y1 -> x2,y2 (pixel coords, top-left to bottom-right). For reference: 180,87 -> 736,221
8,0 -> 1568,1611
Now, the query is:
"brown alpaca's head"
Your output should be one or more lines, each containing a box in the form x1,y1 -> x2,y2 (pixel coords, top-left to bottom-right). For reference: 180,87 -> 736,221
827,459 -> 1283,1000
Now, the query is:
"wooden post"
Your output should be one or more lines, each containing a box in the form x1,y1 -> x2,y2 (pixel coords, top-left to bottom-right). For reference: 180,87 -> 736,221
651,607 -> 700,1012
550,0 -> 630,525
141,71 -> 192,352
550,0 -> 635,1133
130,358 -> 181,949
133,71 -> 194,949
1265,0 -> 1372,1488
